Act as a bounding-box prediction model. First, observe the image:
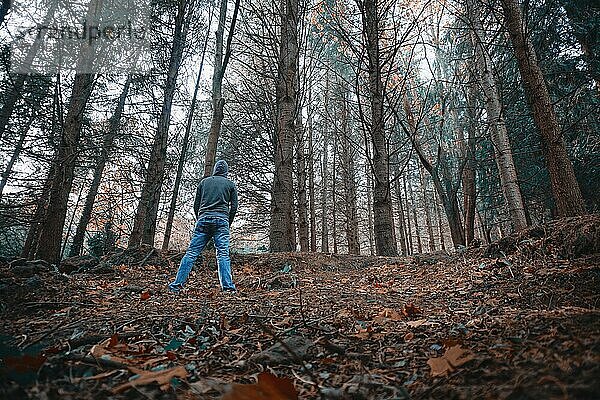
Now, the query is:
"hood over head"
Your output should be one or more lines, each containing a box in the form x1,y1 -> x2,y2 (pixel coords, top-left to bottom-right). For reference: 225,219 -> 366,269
212,160 -> 228,178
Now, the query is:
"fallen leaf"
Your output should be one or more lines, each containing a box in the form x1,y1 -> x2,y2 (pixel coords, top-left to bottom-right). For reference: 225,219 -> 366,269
373,308 -> 403,324
406,318 -> 427,328
112,365 -> 188,393
427,356 -> 452,377
221,372 -> 298,400
427,345 -> 475,377
403,332 -> 414,342
444,345 -> 475,367
140,291 -> 151,300
402,304 -> 422,317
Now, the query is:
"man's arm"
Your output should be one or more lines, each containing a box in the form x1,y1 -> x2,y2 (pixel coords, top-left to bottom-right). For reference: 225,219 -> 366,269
229,184 -> 238,226
193,181 -> 203,217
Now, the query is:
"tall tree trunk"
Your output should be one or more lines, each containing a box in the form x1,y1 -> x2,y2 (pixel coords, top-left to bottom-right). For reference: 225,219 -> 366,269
331,131 -> 338,254
402,177 -> 413,254
500,0 -> 586,217
21,164 -> 53,259
308,107 -> 317,252
462,78 -> 477,245
320,119 -> 329,253
419,165 -> 436,251
35,71 -> 95,263
129,0 -> 189,248
361,0 -> 397,256
269,0 -> 298,252
162,11 -> 212,250
340,86 -> 360,254
470,3 -> 527,232
366,162 -> 374,255
203,0 -> 241,176
394,166 -> 408,256
408,175 -> 422,253
296,114 -> 309,252
69,77 -> 131,257
435,196 -> 446,251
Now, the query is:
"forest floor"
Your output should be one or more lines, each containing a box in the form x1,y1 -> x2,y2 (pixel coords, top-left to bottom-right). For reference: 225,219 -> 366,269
1,216 -> 599,399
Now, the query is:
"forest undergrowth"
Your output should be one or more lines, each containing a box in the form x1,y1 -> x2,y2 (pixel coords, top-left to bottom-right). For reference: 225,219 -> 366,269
1,216 -> 599,399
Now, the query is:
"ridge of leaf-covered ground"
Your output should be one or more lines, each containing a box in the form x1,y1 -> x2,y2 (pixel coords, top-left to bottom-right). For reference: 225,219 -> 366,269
1,216 -> 599,399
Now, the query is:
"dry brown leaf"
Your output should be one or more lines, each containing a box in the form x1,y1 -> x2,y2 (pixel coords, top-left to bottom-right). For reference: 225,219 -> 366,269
112,365 -> 188,393
403,332 -> 414,342
406,318 -> 427,328
427,345 -> 475,377
221,372 -> 298,400
444,345 -> 475,367
373,308 -> 403,324
427,356 -> 452,377
402,303 -> 422,317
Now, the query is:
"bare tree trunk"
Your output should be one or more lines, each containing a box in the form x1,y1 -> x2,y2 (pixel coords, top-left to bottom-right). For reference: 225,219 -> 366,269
408,175 -> 422,253
35,72 -> 95,263
296,114 -> 309,252
21,165 -> 53,259
163,10 -> 212,250
320,118 -> 329,253
308,107 -> 317,252
470,3 -> 527,232
69,77 -> 131,257
366,163 -> 374,255
331,131 -> 338,254
462,80 -> 477,245
394,166 -> 408,256
419,165 -> 436,251
269,0 -> 298,252
436,196 -> 446,251
340,86 -> 360,255
500,0 -> 586,217
403,177 -> 413,255
129,0 -> 189,248
361,0 -> 397,256
203,0 -> 241,176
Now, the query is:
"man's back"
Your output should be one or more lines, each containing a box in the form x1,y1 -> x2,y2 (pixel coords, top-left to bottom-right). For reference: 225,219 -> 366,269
194,160 -> 238,224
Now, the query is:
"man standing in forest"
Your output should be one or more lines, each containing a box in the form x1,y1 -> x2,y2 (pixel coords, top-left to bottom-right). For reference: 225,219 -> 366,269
168,160 -> 238,294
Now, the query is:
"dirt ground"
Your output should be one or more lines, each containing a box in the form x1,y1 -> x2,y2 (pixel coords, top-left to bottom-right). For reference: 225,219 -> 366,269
1,219 -> 599,399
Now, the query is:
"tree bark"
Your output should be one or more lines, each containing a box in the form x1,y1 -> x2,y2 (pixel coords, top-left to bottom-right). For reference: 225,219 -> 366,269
339,86 -> 360,255
69,77 -> 131,257
470,2 -> 527,232
296,114 -> 309,252
34,71 -> 95,263
269,0 -> 299,252
361,0 -> 397,256
203,0 -> 241,176
500,0 -> 586,217
419,164 -> 436,251
308,106 -> 317,252
129,0 -> 189,248
162,8 -> 213,250
320,112 -> 329,253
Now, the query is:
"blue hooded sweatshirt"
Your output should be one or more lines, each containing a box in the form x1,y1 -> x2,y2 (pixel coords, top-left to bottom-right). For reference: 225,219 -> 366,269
193,160 -> 238,225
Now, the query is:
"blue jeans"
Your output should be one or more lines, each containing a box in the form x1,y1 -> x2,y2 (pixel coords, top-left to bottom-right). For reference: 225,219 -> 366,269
169,217 -> 235,292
